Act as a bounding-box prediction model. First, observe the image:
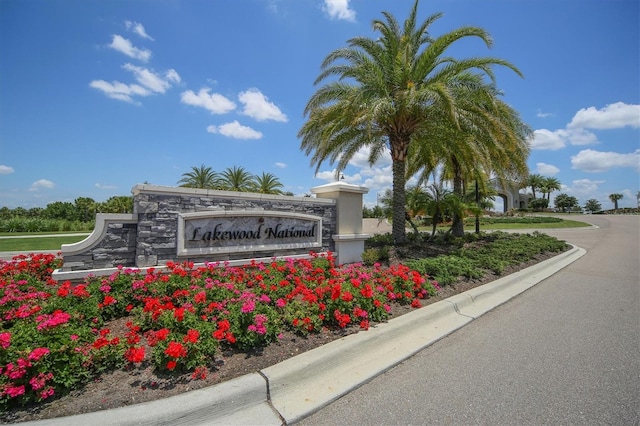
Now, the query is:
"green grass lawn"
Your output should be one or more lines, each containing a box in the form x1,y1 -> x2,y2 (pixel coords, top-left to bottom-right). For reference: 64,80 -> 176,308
0,235 -> 89,252
463,219 -> 590,230
418,218 -> 591,233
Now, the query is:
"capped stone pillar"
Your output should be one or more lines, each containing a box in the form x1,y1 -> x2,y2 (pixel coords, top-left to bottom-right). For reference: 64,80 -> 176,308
311,181 -> 369,265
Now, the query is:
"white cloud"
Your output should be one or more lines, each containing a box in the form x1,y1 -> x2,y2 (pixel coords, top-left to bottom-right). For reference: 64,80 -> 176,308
165,69 -> 181,83
122,64 -> 179,94
566,178 -> 605,199
347,146 -> 392,169
322,0 -> 356,21
0,165 -> 14,175
207,121 -> 263,139
108,35 -> 151,62
95,183 -> 117,190
181,88 -> 236,114
29,179 -> 55,191
566,128 -> 598,146
530,129 -> 567,150
536,110 -> 554,118
568,102 -> 640,129
89,79 -> 150,103
275,162 -> 287,168
362,166 -> 394,190
536,163 -> 560,176
125,21 -> 154,41
316,170 -> 340,182
571,149 -> 640,173
238,89 -> 287,122
531,128 -> 598,150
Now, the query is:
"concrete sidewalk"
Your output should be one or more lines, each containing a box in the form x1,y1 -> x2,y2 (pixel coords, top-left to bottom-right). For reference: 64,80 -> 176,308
19,244 -> 586,426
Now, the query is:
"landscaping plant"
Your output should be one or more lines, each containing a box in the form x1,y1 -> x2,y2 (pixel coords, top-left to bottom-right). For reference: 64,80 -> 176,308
0,251 -> 439,410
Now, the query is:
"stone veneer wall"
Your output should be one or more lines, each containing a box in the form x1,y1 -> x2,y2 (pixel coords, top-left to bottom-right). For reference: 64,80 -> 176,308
134,185 -> 336,267
60,185 -> 336,272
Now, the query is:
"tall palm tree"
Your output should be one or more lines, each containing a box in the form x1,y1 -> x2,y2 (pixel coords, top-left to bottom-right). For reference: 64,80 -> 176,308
407,79 -> 530,236
255,172 -> 285,195
299,0 -> 523,244
178,164 -> 220,189
609,193 -> 623,210
219,166 -> 257,192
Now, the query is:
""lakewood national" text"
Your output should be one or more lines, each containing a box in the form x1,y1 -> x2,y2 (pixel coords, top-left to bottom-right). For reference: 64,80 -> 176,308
188,223 -> 317,242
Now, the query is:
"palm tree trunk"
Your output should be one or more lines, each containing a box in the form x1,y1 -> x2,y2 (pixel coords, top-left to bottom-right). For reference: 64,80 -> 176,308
391,158 -> 407,244
451,159 -> 465,237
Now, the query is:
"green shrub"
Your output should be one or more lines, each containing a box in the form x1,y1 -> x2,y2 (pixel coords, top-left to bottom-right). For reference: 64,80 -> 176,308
406,256 -> 483,286
361,247 -> 389,266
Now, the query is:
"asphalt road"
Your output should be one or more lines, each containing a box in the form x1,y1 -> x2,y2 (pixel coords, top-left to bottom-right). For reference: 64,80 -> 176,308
298,215 -> 640,425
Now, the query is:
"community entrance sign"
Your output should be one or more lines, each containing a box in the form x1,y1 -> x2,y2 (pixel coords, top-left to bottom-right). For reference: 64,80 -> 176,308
53,182 -> 369,281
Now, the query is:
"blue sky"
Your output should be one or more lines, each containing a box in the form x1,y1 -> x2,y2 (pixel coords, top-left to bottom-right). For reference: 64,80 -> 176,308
1,0 -> 638,211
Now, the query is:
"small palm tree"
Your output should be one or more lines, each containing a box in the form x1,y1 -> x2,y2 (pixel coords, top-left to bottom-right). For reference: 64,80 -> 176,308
584,199 -> 602,213
219,166 -> 257,192
255,172 -> 284,195
540,176 -> 561,201
178,165 -> 219,189
423,183 -> 453,238
609,193 -> 623,210
405,185 -> 430,234
526,174 -> 545,200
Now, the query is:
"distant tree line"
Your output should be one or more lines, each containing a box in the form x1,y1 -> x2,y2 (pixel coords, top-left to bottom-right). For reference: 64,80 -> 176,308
0,196 -> 133,233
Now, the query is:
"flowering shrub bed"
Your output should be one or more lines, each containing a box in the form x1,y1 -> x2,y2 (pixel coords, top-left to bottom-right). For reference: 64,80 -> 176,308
0,251 -> 439,410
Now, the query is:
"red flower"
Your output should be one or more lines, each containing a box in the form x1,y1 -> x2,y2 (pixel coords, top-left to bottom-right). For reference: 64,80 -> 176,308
194,291 -> 206,303
156,328 -> 170,341
217,319 -> 230,332
164,341 -> 187,358
92,337 -> 109,350
174,307 -> 185,321
166,360 -> 177,371
341,291 -> 354,302
360,284 -> 373,298
331,284 -> 341,300
99,295 -> 117,309
125,346 -> 145,363
411,298 -> 422,308
183,329 -> 199,344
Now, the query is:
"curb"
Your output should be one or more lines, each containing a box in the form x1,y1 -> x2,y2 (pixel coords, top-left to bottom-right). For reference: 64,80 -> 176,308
19,245 -> 586,426
20,373 -> 280,426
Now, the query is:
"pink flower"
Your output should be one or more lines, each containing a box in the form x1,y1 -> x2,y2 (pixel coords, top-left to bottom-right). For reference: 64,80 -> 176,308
275,298 -> 286,308
241,300 -> 255,314
28,347 -> 50,362
259,294 -> 271,304
40,387 -> 55,400
4,385 -> 25,398
0,332 -> 10,349
29,372 -> 53,391
36,310 -> 71,331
